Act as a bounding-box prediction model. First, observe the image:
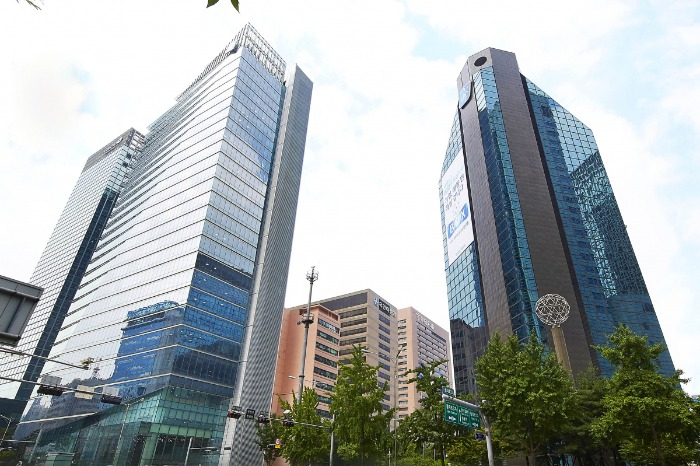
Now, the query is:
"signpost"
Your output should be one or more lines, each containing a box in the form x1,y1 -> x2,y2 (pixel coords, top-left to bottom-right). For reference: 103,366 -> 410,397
442,393 -> 493,466
443,400 -> 480,429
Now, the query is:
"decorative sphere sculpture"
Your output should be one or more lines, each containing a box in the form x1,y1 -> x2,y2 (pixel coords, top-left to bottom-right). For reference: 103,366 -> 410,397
535,294 -> 570,327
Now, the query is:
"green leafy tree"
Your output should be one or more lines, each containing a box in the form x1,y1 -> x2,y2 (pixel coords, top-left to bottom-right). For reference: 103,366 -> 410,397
278,387 -> 330,466
330,345 -> 392,465
556,365 -> 619,463
206,0 -> 239,11
254,413 -> 284,466
401,360 -> 455,466
592,325 -> 700,466
445,434 -> 488,466
475,332 -> 576,465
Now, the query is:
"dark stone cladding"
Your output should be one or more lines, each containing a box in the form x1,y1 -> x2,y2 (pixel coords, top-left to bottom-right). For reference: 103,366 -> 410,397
457,48 -> 593,376
456,61 -> 507,338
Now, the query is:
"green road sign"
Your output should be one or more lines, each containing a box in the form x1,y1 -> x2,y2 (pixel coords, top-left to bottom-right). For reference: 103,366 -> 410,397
443,401 -> 481,429
442,386 -> 455,397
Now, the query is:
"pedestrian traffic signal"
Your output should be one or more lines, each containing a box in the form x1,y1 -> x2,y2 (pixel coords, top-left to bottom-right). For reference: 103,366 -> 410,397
37,385 -> 64,396
100,394 -> 123,405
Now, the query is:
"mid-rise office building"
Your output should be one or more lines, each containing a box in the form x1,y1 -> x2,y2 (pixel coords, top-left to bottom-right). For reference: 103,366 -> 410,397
395,307 -> 452,419
0,130 -> 142,420
441,48 -> 674,395
271,304 -> 339,418
302,290 -> 398,413
12,23 -> 312,466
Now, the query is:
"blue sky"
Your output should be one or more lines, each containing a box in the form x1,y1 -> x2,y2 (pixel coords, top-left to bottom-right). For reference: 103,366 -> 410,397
0,0 -> 698,392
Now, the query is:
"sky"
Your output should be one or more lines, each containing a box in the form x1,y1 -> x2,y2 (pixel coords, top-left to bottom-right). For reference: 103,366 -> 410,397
0,0 -> 698,392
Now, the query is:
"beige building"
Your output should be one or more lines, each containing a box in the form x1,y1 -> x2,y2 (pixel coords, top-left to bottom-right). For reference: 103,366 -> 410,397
396,307 -> 453,419
272,293 -> 452,429
271,304 -> 339,418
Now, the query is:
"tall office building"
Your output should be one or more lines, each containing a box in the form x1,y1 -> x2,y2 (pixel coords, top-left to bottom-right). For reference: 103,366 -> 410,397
12,24 -> 312,466
441,48 -> 674,395
0,129 -> 143,421
395,307 -> 451,419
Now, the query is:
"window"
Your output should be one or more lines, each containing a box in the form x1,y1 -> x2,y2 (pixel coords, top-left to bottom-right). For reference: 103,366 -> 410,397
317,330 -> 339,345
318,319 -> 339,334
316,342 -> 338,356
314,366 -> 337,380
341,317 -> 367,328
341,336 -> 366,346
338,308 -> 367,319
315,354 -> 337,368
340,327 -> 366,337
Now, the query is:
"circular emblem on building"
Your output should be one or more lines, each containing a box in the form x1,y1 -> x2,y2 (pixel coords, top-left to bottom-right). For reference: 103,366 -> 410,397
535,294 -> 570,327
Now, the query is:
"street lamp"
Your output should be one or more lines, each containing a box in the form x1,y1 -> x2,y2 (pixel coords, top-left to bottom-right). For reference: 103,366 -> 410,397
297,266 -> 319,405
0,414 -> 12,446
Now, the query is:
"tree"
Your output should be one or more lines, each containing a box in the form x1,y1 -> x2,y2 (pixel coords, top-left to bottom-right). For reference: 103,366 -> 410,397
592,325 -> 700,466
402,360 -> 455,466
278,387 -> 330,466
475,332 -> 576,465
206,0 -> 239,11
18,0 -> 41,10
557,366 -> 619,464
254,413 -> 284,466
330,345 -> 392,465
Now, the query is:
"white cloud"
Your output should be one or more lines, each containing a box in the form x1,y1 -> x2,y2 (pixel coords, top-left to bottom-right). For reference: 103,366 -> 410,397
1,0 -> 698,393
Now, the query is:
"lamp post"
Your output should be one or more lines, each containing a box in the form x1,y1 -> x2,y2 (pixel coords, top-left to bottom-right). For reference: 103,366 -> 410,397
297,266 -> 319,405
0,414 -> 11,446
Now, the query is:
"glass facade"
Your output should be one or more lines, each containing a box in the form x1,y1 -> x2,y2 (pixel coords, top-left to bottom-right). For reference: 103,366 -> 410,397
13,24 -> 312,466
0,129 -> 144,420
443,49 -> 675,397
439,114 -> 487,395
525,79 -> 674,377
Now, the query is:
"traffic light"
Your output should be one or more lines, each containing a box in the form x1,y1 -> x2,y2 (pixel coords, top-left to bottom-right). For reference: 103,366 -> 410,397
282,419 -> 295,427
100,394 -> 123,405
257,414 -> 270,424
37,385 -> 64,396
227,406 -> 242,419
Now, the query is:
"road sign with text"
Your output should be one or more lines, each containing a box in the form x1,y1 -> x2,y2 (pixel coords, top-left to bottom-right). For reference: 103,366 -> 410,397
444,401 -> 481,429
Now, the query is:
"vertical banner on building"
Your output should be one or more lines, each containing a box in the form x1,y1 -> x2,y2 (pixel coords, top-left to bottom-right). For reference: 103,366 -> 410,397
442,156 -> 474,265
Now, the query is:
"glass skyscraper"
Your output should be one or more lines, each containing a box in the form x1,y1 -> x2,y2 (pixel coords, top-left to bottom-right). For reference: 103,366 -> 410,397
441,48 -> 674,395
11,24 -> 312,466
0,129 -> 143,421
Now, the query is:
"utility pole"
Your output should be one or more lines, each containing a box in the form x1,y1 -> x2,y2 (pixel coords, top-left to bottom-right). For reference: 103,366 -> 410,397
0,414 -> 11,446
297,266 -> 319,405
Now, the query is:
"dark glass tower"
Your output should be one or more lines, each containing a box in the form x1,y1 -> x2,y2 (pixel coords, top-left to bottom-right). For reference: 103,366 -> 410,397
12,24 -> 312,466
441,48 -> 674,395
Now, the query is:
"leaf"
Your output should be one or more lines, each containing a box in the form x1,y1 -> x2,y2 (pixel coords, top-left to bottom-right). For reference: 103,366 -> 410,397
206,0 -> 239,11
